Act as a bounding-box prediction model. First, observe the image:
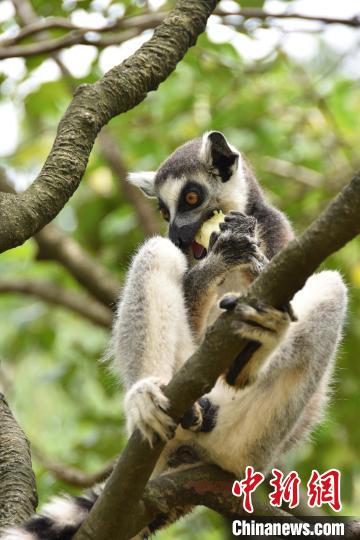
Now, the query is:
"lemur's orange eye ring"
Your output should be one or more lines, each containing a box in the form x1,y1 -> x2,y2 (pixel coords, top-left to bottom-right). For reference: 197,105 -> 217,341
185,191 -> 199,205
160,208 -> 170,222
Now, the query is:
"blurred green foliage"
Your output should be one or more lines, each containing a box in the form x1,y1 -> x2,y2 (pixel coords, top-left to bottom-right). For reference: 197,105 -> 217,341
0,0 -> 359,536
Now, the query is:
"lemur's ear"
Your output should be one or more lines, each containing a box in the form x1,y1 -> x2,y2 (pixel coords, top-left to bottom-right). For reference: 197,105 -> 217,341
127,171 -> 156,198
200,131 -> 239,182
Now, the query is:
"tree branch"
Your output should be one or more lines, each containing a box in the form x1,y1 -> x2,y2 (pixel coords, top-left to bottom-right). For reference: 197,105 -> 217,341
1,11 -> 165,47
0,278 -> 112,328
0,393 -> 37,530
32,448 -> 114,488
0,0 -> 217,254
97,131 -> 161,237
0,167 -> 120,308
74,173 -> 360,540
216,8 -> 360,28
35,224 -> 120,308
2,7 -> 360,59
0,28 -> 143,60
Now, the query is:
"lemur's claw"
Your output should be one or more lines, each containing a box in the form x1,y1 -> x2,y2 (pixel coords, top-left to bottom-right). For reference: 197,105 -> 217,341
219,293 -> 240,311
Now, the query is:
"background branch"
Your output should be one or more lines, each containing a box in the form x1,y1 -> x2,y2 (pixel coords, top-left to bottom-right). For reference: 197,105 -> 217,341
35,225 -> 120,308
74,172 -> 360,540
0,278 -> 112,328
0,166 -> 120,309
216,8 -> 360,28
0,394 -> 37,530
1,8 -> 360,59
1,10 -> 165,47
98,131 -> 161,237
32,448 -> 114,488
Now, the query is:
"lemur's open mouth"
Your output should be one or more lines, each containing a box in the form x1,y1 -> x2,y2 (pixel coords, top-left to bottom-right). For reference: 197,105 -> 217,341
191,241 -> 207,260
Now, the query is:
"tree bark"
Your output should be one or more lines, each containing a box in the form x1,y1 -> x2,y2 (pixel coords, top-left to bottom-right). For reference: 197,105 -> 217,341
0,394 -> 37,531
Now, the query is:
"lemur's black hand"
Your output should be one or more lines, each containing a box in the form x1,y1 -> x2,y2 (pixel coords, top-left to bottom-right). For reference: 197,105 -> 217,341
220,211 -> 257,237
208,212 -> 260,267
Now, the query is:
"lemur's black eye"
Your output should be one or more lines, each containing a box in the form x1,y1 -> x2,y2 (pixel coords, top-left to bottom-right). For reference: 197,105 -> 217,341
160,208 -> 170,222
185,191 -> 199,206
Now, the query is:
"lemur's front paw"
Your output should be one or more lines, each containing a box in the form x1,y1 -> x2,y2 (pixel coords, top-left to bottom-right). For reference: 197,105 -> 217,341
209,212 -> 266,276
220,211 -> 257,237
209,229 -> 258,265
124,377 -> 176,445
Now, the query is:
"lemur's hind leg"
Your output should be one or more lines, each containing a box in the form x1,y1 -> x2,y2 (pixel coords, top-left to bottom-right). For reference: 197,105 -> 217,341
196,271 -> 347,476
111,237 -> 195,445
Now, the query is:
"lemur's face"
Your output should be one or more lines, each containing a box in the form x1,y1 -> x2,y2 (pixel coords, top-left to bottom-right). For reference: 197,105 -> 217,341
128,132 -> 249,262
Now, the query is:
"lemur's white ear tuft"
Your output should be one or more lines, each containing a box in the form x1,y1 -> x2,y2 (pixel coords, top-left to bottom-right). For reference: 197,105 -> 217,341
200,131 -> 239,182
127,171 -> 156,198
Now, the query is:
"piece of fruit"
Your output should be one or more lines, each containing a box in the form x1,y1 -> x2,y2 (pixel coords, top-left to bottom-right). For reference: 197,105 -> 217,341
194,210 -> 225,249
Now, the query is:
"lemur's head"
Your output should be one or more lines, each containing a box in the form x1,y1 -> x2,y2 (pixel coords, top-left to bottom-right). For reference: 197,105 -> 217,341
128,131 -> 249,261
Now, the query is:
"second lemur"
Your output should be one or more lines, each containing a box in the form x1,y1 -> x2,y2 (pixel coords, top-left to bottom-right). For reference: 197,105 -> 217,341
3,132 -> 347,540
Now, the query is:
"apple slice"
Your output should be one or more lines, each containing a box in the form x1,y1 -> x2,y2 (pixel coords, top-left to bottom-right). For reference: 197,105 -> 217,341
194,210 -> 225,249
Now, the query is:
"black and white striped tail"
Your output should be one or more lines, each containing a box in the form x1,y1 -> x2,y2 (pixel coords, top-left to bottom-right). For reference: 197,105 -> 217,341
1,486 -> 102,540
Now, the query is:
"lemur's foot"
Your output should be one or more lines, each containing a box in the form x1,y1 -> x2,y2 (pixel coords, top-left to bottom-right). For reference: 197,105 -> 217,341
181,400 -> 203,432
181,397 -> 219,433
220,297 -> 292,387
209,212 -> 267,277
233,300 -> 290,343
124,377 -> 176,445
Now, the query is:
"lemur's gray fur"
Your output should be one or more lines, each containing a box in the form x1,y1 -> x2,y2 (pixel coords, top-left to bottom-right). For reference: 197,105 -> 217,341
3,132 -> 347,540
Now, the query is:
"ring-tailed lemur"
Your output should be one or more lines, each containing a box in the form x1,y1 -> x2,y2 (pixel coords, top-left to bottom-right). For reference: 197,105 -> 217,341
2,132 -> 347,540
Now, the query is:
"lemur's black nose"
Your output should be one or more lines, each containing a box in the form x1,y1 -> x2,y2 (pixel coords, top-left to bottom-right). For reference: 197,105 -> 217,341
169,222 -> 198,250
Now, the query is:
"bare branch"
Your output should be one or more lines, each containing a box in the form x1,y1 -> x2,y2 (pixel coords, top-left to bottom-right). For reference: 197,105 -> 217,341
216,8 -> 360,28
1,6 -> 359,60
0,393 -> 37,530
98,131 -> 161,237
2,11 -> 165,47
32,448 -> 114,488
35,225 -> 120,308
0,28 -> 142,59
0,278 -> 112,328
0,167 -> 120,308
74,173 -> 360,540
260,156 -> 324,187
